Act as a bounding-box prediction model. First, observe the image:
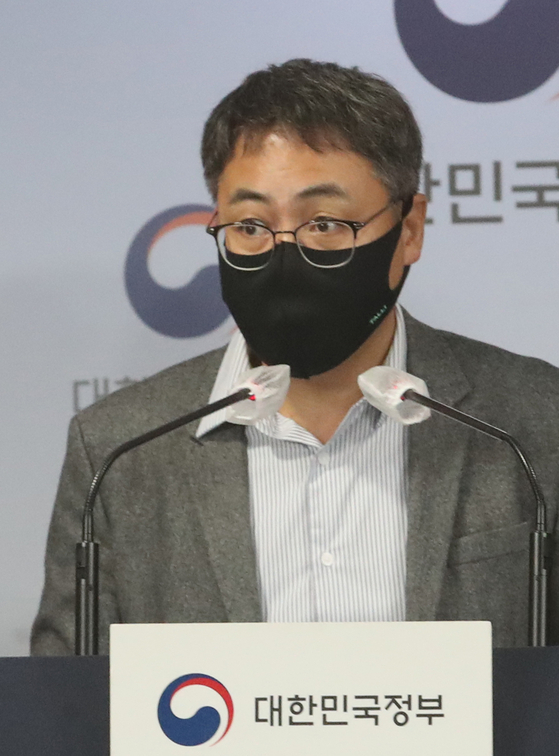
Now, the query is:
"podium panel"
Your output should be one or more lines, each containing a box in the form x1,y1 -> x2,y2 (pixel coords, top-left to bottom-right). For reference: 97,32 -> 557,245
493,647 -> 559,755
0,655 -> 109,755
1,646 -> 559,754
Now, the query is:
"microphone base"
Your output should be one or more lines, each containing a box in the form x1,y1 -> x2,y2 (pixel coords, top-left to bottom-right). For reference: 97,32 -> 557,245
75,541 -> 99,656
529,530 -> 552,647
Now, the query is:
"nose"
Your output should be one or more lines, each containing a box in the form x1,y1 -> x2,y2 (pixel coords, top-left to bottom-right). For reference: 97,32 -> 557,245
273,229 -> 297,245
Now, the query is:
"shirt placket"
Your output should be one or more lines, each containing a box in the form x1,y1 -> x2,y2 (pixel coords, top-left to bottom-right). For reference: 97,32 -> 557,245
305,404 -> 371,621
306,438 -> 338,621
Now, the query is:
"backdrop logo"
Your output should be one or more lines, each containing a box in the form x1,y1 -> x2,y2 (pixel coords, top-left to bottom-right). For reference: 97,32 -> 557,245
395,0 -> 559,102
157,673 -> 234,747
125,204 -> 230,338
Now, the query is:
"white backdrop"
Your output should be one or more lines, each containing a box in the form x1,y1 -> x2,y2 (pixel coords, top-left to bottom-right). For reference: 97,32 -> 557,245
1,0 -> 558,655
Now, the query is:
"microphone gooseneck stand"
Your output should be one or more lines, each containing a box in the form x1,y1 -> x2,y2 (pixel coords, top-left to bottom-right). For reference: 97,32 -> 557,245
403,388 -> 551,647
75,387 -> 252,656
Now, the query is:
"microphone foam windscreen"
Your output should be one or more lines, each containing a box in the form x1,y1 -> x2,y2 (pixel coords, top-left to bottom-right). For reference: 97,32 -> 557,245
226,364 -> 290,425
358,366 -> 431,425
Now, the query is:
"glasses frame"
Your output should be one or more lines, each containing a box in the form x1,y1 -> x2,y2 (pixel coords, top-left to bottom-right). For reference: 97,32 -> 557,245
206,200 -> 399,271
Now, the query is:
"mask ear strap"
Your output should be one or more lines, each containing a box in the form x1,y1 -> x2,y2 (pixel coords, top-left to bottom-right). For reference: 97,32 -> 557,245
401,195 -> 414,217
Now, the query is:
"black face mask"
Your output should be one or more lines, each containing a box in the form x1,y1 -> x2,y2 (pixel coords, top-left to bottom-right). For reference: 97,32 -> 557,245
219,221 -> 408,379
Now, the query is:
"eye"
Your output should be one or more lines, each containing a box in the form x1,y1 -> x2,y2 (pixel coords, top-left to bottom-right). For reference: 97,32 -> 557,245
236,221 -> 268,237
308,218 -> 341,234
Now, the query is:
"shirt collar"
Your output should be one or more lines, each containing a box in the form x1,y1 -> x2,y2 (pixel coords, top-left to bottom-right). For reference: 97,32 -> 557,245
196,303 -> 407,438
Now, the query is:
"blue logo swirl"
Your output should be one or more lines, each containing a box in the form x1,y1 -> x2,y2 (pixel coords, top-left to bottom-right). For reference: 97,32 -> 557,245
395,0 -> 559,102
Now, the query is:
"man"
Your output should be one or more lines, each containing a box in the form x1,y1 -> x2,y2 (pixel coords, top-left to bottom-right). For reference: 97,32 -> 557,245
32,59 -> 559,654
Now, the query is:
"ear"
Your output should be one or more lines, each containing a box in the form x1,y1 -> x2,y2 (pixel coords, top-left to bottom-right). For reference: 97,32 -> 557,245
401,193 -> 427,266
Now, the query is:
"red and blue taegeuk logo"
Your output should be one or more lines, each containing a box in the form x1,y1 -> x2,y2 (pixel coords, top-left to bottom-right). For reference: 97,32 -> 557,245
124,204 -> 230,338
157,674 -> 234,747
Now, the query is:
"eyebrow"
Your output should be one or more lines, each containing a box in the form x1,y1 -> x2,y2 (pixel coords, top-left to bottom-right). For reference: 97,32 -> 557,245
228,182 -> 350,205
228,188 -> 269,205
296,183 -> 350,201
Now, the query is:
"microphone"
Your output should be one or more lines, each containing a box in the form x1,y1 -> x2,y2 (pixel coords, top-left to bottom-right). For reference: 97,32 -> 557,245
75,364 -> 290,656
358,365 -> 552,647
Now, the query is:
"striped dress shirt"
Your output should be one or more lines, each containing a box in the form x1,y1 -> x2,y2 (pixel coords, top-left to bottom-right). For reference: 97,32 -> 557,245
197,305 -> 408,623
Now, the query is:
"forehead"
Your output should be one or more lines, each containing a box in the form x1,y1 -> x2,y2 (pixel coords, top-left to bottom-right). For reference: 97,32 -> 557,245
216,131 -> 387,206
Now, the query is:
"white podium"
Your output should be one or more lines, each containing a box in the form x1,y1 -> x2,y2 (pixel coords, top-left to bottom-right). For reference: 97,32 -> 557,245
111,621 -> 492,755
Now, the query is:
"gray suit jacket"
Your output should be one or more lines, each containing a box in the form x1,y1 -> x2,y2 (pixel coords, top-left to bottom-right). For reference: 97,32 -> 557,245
31,312 -> 559,654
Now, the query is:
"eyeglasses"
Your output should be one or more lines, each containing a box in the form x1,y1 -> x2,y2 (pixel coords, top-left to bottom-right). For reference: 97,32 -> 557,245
206,201 -> 398,271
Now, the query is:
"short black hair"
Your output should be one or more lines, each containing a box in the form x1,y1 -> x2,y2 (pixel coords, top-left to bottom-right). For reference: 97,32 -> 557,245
201,58 -> 422,202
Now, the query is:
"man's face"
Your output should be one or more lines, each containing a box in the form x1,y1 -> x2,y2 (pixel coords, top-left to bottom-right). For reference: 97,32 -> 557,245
215,131 -> 425,288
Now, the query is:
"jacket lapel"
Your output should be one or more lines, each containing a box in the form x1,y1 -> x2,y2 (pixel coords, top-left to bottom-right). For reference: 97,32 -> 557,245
404,311 -> 472,620
189,422 -> 261,622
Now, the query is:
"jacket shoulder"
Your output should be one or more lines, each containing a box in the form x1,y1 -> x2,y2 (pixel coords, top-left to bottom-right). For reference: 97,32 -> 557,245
439,326 -> 559,401
405,309 -> 559,400
74,347 -> 225,450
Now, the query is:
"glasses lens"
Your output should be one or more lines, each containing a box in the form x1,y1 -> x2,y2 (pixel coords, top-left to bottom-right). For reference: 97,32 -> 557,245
296,221 -> 354,267
217,225 -> 274,270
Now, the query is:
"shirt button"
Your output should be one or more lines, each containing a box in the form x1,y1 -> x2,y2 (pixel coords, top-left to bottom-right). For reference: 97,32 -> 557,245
321,552 -> 334,566
317,451 -> 330,466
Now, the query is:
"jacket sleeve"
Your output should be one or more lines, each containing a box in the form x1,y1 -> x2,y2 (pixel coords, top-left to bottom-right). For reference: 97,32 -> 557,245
30,416 -> 120,655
